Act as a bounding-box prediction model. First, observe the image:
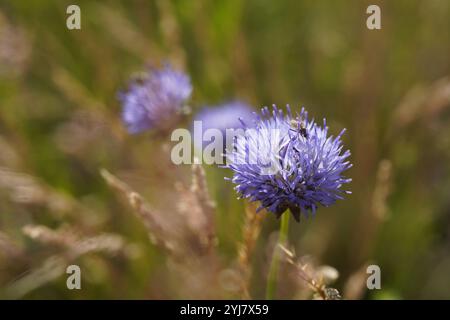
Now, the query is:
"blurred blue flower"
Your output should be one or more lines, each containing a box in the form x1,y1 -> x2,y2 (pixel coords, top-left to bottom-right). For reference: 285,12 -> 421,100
225,105 -> 352,222
194,101 -> 255,133
192,101 -> 255,152
119,65 -> 192,134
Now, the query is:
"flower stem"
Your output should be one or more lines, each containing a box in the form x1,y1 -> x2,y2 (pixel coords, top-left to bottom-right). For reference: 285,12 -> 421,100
265,212 -> 290,299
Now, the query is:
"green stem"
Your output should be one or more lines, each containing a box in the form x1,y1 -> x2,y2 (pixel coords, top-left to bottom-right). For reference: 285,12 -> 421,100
265,212 -> 290,300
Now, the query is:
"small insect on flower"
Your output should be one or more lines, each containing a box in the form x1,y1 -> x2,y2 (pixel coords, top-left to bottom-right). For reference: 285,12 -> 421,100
119,64 -> 192,134
289,117 -> 308,139
225,105 -> 352,222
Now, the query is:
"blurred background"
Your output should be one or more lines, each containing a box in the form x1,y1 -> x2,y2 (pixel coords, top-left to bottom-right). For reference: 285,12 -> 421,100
0,0 -> 449,299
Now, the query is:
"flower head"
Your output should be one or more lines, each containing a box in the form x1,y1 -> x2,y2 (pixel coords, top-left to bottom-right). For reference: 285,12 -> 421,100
119,65 -> 192,134
192,101 -> 255,158
225,105 -> 352,222
194,101 -> 255,134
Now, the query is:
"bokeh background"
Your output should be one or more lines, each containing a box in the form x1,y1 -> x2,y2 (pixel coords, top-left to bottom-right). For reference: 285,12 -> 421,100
0,0 -> 449,299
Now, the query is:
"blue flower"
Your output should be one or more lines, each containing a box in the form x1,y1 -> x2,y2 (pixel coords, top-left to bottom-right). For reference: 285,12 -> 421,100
119,65 -> 192,134
225,105 -> 352,222
192,100 -> 255,153
193,101 -> 255,134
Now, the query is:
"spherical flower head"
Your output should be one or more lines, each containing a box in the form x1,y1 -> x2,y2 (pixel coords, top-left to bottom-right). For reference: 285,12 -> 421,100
225,105 -> 352,222
119,65 -> 192,134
